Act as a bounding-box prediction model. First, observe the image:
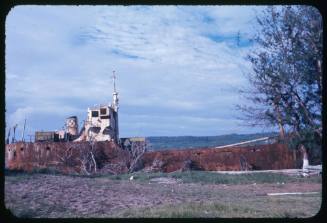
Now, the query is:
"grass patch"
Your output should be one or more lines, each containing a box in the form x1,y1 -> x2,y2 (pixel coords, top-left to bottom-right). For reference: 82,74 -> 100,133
5,168 -> 63,176
113,193 -> 322,218
10,207 -> 40,218
103,171 -> 169,181
113,201 -> 253,218
114,196 -> 321,218
5,169 -> 321,185
168,171 -> 321,184
7,200 -> 71,218
101,170 -> 321,185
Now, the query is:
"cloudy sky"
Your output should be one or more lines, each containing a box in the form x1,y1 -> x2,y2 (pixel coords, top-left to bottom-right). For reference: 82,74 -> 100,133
5,5 -> 276,138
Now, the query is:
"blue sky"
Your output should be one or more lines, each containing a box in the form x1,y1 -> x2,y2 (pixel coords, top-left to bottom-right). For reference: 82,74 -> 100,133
5,5 -> 276,138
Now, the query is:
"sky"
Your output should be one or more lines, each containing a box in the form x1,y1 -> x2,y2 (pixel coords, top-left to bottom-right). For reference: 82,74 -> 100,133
5,5 -> 277,138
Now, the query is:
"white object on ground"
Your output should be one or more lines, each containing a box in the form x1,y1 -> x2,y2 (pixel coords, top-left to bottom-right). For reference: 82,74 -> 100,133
129,176 -> 134,181
307,165 -> 322,170
303,158 -> 309,171
149,177 -> 181,184
214,166 -> 321,175
267,192 -> 319,196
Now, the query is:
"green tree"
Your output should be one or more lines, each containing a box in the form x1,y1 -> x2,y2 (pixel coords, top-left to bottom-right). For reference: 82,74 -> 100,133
238,6 -> 322,163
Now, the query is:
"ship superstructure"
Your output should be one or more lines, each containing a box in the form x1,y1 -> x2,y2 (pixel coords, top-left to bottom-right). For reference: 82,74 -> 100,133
31,71 -> 120,143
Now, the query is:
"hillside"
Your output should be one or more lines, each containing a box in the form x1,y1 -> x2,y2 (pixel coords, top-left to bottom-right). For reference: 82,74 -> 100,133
146,133 -> 277,151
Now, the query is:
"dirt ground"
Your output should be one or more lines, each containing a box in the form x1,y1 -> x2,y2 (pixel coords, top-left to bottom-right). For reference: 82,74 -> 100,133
5,173 -> 322,218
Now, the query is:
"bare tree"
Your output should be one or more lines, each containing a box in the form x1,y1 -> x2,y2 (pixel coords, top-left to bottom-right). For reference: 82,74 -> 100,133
128,140 -> 147,173
77,133 -> 98,175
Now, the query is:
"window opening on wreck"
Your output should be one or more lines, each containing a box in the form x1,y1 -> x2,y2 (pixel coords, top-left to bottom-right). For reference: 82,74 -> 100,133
103,126 -> 113,135
46,146 -> 50,151
20,147 -> 24,151
100,108 -> 107,115
92,110 -> 99,117
13,151 -> 16,159
89,127 -> 101,134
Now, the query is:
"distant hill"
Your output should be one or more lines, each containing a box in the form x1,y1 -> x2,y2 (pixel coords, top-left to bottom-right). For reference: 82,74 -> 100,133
146,132 -> 278,151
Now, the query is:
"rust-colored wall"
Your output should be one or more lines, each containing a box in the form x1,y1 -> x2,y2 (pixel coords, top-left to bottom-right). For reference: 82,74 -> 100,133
141,144 -> 303,172
5,142 -> 302,174
5,141 -> 131,174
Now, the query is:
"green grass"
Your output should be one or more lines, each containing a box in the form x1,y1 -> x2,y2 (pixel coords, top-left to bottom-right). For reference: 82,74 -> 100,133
98,170 -> 321,185
114,202 -> 264,218
5,168 -> 62,176
6,200 -> 74,218
168,171 -> 322,184
114,194 -> 322,218
5,169 -> 321,185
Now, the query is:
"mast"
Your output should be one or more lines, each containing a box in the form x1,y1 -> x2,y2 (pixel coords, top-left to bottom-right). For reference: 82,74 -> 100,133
112,70 -> 117,93
111,70 -> 119,142
12,124 -> 18,143
111,70 -> 119,112
6,127 -> 11,144
22,118 -> 26,142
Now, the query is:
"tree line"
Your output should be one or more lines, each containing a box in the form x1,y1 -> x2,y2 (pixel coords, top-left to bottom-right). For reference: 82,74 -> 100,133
238,6 -> 322,163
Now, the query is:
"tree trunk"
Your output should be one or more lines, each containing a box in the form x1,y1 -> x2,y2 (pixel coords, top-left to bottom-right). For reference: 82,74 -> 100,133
273,102 -> 285,139
292,92 -> 322,138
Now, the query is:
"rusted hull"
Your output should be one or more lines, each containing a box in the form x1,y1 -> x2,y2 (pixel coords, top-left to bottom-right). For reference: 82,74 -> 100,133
5,142 -> 302,174
141,144 -> 303,172
5,141 -> 131,174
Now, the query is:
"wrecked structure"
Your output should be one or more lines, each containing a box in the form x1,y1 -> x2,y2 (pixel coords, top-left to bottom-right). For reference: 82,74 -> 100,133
5,72 -> 146,174
5,140 -> 303,174
75,76 -> 120,142
141,143 -> 303,172
33,72 -> 120,143
5,72 -> 304,174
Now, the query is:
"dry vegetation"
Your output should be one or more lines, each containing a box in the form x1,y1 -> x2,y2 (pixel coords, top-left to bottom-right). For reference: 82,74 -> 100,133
5,170 -> 322,218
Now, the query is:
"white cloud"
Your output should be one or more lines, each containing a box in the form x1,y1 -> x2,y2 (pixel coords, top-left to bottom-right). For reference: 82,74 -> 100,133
7,106 -> 34,127
6,5 -> 267,137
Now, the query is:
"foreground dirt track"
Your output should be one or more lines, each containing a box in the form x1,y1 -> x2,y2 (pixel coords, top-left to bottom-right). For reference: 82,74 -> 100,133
5,172 -> 321,218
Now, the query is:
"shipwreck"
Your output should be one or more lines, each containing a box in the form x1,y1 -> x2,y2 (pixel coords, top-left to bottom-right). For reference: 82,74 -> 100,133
5,72 -> 304,175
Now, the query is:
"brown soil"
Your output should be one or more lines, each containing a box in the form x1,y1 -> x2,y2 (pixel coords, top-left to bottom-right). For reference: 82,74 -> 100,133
5,174 -> 321,218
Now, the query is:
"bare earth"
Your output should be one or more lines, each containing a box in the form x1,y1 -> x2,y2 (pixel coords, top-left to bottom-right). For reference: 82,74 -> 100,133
5,173 -> 322,218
